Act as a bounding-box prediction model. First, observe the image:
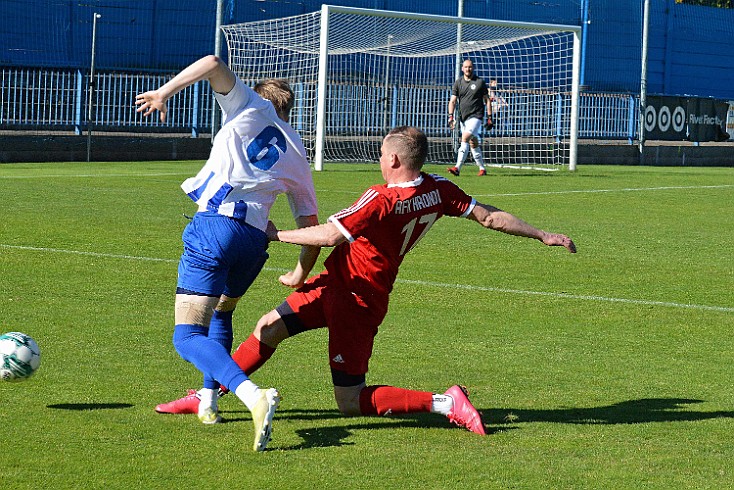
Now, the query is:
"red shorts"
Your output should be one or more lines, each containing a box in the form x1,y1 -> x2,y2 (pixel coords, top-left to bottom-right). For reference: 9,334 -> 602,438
282,272 -> 388,376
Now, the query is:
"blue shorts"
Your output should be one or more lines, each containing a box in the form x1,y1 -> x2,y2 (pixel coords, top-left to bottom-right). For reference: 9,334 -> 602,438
177,211 -> 269,298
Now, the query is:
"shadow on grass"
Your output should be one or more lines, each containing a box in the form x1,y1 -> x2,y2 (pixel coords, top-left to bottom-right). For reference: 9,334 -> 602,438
225,398 -> 734,450
48,403 -> 134,410
484,398 -> 734,425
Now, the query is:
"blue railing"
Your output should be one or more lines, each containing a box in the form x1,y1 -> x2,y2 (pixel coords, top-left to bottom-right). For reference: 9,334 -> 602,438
0,68 -> 214,136
1,67 -> 641,141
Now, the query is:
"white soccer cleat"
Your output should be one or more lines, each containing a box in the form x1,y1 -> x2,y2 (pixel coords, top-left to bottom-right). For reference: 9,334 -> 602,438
197,407 -> 222,425
251,388 -> 281,452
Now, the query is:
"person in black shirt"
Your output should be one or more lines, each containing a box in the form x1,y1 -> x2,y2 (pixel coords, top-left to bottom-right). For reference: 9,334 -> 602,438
447,59 -> 493,177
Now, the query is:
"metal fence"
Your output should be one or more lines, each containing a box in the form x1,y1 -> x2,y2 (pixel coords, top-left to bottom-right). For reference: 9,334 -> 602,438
0,68 -> 213,136
1,67 -> 642,141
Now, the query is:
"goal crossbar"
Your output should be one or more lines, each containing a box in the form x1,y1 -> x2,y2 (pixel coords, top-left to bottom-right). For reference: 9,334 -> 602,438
320,5 -> 582,35
222,5 -> 581,171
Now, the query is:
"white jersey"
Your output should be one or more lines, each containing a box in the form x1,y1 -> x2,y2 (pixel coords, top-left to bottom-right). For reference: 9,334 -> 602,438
181,78 -> 317,232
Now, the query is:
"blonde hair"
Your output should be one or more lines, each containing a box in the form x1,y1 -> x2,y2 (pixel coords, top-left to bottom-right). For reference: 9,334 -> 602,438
254,79 -> 294,122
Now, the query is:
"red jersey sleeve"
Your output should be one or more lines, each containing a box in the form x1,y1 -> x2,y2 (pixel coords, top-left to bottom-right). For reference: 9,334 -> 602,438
431,174 -> 476,218
327,185 -> 388,241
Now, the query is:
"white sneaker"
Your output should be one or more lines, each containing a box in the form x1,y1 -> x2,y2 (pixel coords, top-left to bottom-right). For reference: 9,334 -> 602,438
251,388 -> 280,452
198,407 -> 221,425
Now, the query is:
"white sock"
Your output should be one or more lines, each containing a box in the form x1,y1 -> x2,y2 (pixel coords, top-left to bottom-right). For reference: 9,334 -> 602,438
431,393 -> 454,415
471,147 -> 485,169
234,379 -> 261,411
198,388 -> 218,415
456,142 -> 470,169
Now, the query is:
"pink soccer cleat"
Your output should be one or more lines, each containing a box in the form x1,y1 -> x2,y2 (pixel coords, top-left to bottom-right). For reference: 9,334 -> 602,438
444,385 -> 486,435
155,389 -> 200,414
447,166 -> 460,176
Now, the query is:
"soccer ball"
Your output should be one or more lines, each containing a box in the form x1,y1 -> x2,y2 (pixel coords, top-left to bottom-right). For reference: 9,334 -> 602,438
0,332 -> 41,382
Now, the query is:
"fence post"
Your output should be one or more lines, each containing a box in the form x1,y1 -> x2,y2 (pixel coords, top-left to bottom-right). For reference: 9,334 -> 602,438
555,93 -> 563,144
391,85 -> 398,129
192,81 -> 200,138
627,95 -> 636,145
294,82 -> 303,131
74,70 -> 83,135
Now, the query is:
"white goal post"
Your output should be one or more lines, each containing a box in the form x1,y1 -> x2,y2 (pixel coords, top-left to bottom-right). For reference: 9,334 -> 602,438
222,5 -> 581,171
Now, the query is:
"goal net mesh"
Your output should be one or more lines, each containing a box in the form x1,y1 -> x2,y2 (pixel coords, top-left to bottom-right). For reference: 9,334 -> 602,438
222,8 -> 577,167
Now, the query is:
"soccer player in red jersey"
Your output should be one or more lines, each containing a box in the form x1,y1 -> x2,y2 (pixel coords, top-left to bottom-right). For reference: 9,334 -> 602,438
159,126 -> 576,436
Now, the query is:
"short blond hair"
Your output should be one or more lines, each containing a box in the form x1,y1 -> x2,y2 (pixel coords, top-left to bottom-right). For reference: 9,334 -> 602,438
254,79 -> 294,122
384,126 -> 428,170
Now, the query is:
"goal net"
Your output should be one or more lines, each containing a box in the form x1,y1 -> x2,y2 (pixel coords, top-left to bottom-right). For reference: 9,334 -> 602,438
221,5 -> 580,170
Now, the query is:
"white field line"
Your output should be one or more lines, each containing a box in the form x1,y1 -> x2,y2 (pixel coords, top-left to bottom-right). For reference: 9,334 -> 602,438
475,184 -> 734,198
398,278 -> 734,313
2,243 -> 732,313
0,172 -> 191,179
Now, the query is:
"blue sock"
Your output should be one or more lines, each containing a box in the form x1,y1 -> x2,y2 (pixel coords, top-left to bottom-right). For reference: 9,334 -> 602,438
202,310 -> 234,390
209,310 -> 234,351
173,324 -> 249,391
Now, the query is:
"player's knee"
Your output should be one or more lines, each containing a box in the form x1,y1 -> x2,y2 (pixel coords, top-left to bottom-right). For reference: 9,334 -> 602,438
334,385 -> 363,416
172,323 -> 208,361
253,310 -> 289,347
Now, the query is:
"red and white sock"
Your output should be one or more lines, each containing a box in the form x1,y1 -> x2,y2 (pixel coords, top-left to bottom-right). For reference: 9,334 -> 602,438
358,385 -> 433,416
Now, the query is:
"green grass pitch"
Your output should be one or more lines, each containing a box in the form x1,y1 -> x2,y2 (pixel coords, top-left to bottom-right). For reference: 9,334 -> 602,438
1,160 -> 733,489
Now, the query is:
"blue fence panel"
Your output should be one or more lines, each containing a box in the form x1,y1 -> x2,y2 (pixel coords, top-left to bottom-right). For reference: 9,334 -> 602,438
577,92 -> 636,140
0,68 -> 214,135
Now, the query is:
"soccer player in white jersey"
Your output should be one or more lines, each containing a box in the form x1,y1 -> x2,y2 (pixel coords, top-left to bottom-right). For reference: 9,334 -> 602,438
135,55 -> 320,451
158,126 -> 577,438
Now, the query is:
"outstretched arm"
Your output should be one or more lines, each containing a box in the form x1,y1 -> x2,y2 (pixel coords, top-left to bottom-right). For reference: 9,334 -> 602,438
135,55 -> 236,122
267,220 -> 347,248
469,202 -> 576,253
277,214 -> 322,288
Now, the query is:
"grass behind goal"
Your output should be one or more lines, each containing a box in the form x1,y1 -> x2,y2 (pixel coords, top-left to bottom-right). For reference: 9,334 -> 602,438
1,161 -> 733,489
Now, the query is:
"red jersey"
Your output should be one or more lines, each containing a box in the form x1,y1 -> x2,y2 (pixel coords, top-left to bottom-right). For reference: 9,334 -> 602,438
326,172 -> 475,305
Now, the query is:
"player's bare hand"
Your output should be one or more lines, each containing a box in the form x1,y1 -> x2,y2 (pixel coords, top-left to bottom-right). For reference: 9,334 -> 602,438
279,271 -> 304,289
542,233 -> 577,253
448,116 -> 455,129
135,91 -> 168,122
266,220 -> 280,241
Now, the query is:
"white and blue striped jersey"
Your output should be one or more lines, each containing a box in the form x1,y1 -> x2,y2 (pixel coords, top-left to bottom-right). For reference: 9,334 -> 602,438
181,78 -> 317,232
